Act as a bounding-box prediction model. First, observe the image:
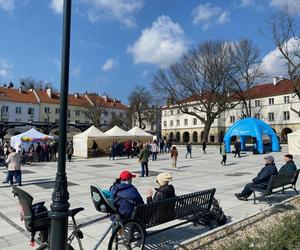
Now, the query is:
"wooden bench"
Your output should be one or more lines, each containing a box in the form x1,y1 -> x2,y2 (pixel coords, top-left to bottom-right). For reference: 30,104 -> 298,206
250,170 -> 300,204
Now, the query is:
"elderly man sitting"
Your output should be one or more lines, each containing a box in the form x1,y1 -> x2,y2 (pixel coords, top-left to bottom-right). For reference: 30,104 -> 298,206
235,155 -> 278,201
279,154 -> 297,173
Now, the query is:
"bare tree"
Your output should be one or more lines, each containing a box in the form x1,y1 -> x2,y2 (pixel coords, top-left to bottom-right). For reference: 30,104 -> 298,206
83,95 -> 110,126
128,85 -> 153,129
230,39 -> 265,117
20,76 -> 52,90
153,41 -> 239,142
269,7 -> 300,115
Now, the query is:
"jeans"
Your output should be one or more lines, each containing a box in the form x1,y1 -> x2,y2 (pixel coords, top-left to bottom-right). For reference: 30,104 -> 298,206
141,162 -> 149,177
240,182 -> 266,197
185,150 -> 192,158
234,149 -> 241,158
152,152 -> 158,161
7,170 -> 22,185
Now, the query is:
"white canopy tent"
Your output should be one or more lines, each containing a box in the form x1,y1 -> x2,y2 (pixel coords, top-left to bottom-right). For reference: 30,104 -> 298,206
73,126 -> 112,158
104,126 -> 131,140
127,126 -> 153,142
288,130 -> 300,155
10,128 -> 53,151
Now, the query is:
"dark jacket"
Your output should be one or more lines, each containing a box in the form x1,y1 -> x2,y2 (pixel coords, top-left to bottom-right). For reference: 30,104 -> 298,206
279,160 -> 297,174
139,148 -> 150,163
147,184 -> 175,203
252,163 -> 278,186
234,141 -> 240,150
111,183 -> 144,218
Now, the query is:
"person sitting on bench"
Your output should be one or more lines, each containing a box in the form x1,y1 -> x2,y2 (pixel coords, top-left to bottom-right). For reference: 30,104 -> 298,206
235,155 -> 278,201
110,170 -> 144,218
146,172 -> 175,203
279,154 -> 297,174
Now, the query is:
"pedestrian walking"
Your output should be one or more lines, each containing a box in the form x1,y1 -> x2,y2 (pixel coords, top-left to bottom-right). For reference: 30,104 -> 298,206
171,146 -> 178,168
6,148 -> 22,186
185,142 -> 192,158
220,142 -> 227,166
66,141 -> 74,162
139,144 -> 150,177
202,140 -> 207,154
92,140 -> 98,157
151,141 -> 159,161
234,139 -> 241,158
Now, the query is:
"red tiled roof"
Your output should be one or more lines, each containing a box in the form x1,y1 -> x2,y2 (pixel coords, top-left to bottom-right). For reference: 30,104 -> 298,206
0,87 -> 38,103
86,94 -> 129,110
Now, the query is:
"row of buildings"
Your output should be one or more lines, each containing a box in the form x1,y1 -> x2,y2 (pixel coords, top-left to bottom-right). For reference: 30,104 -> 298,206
161,78 -> 300,144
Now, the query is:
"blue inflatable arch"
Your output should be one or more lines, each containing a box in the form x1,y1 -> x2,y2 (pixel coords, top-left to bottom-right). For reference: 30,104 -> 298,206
224,118 -> 280,154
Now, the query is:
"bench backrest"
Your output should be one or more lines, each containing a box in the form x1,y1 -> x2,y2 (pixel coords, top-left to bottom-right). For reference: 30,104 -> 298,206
131,188 -> 215,229
90,185 -> 117,214
12,186 -> 33,231
266,170 -> 300,194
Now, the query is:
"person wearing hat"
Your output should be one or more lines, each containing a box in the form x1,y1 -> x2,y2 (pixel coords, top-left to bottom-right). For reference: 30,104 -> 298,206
279,154 -> 297,174
147,172 -> 175,203
110,170 -> 144,218
235,155 -> 278,201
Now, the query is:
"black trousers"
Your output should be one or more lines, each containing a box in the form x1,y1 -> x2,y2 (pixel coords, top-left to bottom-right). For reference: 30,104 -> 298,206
240,182 -> 266,197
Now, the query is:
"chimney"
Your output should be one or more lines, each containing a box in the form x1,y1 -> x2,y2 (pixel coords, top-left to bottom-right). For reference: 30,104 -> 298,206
46,88 -> 52,98
74,93 -> 78,98
273,77 -> 279,86
19,87 -> 22,93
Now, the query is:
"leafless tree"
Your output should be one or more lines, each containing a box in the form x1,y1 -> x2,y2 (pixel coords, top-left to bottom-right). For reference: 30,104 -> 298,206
269,7 -> 300,115
230,39 -> 265,117
153,41 -> 240,142
128,85 -> 154,129
19,76 -> 53,90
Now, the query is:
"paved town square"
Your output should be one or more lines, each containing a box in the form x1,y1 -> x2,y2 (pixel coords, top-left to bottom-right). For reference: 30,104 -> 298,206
0,145 -> 297,250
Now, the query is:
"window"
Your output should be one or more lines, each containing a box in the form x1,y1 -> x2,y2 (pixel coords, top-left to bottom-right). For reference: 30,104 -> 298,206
164,111 -> 167,116
15,118 -> 21,122
55,119 -> 59,123
163,121 -> 167,127
2,106 -> 8,113
283,111 -> 290,120
104,120 -> 107,125
119,112 -> 124,118
111,111 -> 116,118
254,100 -> 260,107
44,118 -> 49,122
45,107 -> 50,113
55,108 -> 60,114
75,120 -> 80,123
268,112 -> 274,122
176,120 -> 180,126
2,118 -> 8,122
28,108 -> 34,115
184,119 -> 188,126
170,110 -> 173,115
67,109 -> 71,117
75,110 -> 80,116
268,98 -> 274,105
284,96 -> 290,103
104,111 -> 108,117
177,109 -> 181,114
193,118 -> 197,125
230,116 -> 235,123
85,121 -> 89,124
170,120 -> 173,127
16,107 -> 22,114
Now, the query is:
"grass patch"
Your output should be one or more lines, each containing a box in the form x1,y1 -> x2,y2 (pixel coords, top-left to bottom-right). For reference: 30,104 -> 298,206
220,212 -> 300,250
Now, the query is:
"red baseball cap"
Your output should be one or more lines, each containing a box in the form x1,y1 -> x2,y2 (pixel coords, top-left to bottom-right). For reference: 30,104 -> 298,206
119,170 -> 136,181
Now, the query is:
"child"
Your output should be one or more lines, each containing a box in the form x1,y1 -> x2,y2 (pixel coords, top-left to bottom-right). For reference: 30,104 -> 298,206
220,142 -> 227,166
171,146 -> 178,168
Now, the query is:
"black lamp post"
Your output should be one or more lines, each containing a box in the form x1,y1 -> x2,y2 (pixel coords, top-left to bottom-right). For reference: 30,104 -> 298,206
49,0 -> 72,249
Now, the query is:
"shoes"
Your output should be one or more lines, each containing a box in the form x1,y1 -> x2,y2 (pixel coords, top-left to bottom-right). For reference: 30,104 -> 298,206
234,193 -> 241,197
139,175 -> 144,177
237,196 -> 248,201
1,181 -> 7,184
19,184 -> 22,186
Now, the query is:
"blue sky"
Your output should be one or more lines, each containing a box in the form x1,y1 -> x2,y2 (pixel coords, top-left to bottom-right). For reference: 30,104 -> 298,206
0,0 -> 299,103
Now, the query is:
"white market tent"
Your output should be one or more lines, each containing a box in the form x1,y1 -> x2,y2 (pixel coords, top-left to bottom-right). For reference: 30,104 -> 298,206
73,126 -> 112,158
104,125 -> 131,140
127,126 -> 153,142
10,128 -> 53,150
288,130 -> 300,155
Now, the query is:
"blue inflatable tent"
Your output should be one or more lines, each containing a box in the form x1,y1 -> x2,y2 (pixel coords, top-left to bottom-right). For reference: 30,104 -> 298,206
224,118 -> 280,154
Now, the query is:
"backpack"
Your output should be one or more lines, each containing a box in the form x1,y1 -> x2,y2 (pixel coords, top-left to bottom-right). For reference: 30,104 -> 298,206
209,198 -> 227,226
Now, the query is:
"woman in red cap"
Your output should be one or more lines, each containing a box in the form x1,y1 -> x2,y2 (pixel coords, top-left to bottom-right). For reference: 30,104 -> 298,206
110,170 -> 144,218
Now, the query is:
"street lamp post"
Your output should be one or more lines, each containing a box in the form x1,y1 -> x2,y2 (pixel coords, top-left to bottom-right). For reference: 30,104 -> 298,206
49,0 -> 72,249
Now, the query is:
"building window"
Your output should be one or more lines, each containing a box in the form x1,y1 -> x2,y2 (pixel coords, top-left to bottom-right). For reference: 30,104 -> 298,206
68,109 -> 71,118
104,120 -> 107,125
170,120 -> 173,127
111,111 -> 116,118
176,120 -> 180,126
283,111 -> 290,120
177,109 -> 181,114
75,110 -> 80,116
15,118 -> 21,122
45,107 -> 50,113
28,107 -> 34,115
254,100 -> 260,107
164,111 -> 167,116
170,110 -> 173,115
184,119 -> 188,126
55,119 -> 59,123
16,107 -> 22,114
230,116 -> 235,123
85,121 -> 89,124
75,120 -> 80,123
119,112 -> 124,118
2,106 -> 8,113
268,112 -> 274,122
193,118 -> 197,125
44,118 -> 49,122
268,98 -> 274,105
55,108 -> 60,114
284,96 -> 290,103
104,111 -> 108,117
163,121 -> 167,127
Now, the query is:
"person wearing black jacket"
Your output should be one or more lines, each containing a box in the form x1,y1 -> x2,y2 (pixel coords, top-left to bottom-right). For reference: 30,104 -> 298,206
235,155 -> 278,201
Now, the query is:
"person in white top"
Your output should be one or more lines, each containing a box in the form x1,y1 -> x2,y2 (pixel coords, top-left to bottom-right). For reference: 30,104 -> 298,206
151,140 -> 159,161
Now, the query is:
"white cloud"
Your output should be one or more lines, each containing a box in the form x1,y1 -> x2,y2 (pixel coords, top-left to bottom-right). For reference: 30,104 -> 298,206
50,0 -> 63,14
270,0 -> 300,13
102,58 -> 116,72
261,37 -> 300,77
71,64 -> 81,78
0,0 -> 15,11
240,0 -> 255,6
141,70 -> 149,78
191,3 -> 230,30
0,58 -> 13,78
128,15 -> 188,68
82,0 -> 144,27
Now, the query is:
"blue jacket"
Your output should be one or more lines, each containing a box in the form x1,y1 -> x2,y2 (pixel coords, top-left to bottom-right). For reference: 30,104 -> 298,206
111,183 -> 144,218
252,163 -> 278,186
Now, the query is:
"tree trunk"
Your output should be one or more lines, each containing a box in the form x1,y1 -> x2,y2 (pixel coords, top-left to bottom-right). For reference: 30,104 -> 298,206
138,111 -> 143,129
202,117 -> 214,142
